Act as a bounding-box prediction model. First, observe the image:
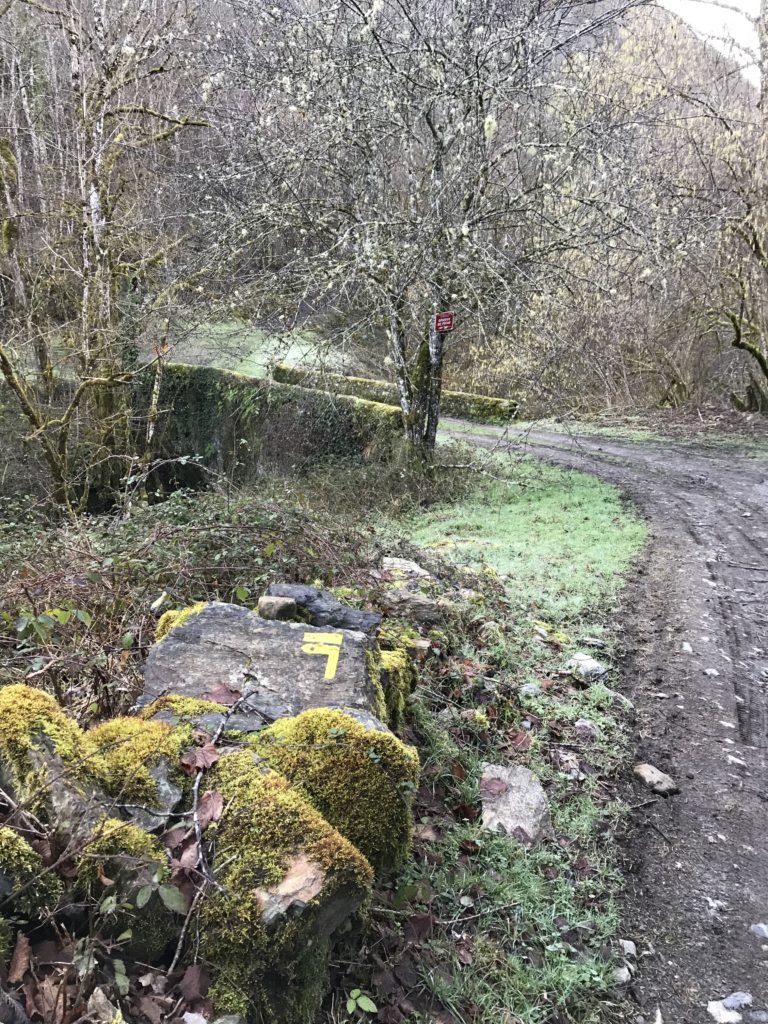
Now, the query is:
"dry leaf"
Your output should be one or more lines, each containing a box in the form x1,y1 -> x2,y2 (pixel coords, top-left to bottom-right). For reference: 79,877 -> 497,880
8,932 -> 30,985
180,743 -> 220,775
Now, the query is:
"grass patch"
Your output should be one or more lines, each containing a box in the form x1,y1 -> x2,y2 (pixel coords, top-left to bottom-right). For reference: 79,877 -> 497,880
404,458 -> 645,621
363,455 -> 646,1024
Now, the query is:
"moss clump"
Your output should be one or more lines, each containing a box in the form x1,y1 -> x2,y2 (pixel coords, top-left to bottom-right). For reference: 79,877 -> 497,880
200,750 -> 372,1021
0,826 -> 62,916
252,709 -> 419,876
379,648 -> 417,730
87,717 -> 189,805
77,818 -> 164,894
364,650 -> 389,723
0,685 -> 98,806
139,695 -> 228,721
155,601 -> 208,641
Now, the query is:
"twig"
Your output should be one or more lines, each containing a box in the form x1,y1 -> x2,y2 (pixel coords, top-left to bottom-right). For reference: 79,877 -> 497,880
168,888 -> 205,974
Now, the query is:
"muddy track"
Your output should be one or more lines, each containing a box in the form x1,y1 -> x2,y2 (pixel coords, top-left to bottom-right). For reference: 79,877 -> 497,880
449,420 -> 768,1024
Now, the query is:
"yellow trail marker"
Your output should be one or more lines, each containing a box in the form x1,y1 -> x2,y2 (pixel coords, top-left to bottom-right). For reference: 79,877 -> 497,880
301,632 -> 344,680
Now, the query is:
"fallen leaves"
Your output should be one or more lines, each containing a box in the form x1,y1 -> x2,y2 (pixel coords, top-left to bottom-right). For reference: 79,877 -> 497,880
180,743 -> 219,775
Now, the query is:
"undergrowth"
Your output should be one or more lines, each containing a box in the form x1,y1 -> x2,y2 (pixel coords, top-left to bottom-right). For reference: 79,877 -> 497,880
328,454 -> 647,1024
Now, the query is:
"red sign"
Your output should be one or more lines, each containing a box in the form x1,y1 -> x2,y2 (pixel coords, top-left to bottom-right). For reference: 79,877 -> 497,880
434,311 -> 455,333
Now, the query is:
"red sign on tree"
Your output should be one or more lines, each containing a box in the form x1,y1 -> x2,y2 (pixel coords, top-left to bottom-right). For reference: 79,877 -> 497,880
434,311 -> 455,333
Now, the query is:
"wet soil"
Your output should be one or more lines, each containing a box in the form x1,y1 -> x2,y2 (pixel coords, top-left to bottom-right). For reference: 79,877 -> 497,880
451,419 -> 768,1024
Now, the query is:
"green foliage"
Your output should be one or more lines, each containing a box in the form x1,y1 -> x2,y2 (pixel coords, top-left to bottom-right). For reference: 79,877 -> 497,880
346,989 -> 378,1015
273,363 -> 518,424
138,362 -> 404,487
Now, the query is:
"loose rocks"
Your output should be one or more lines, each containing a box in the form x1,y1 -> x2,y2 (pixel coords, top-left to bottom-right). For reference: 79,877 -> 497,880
634,763 -> 680,796
479,763 -> 550,846
267,583 -> 381,635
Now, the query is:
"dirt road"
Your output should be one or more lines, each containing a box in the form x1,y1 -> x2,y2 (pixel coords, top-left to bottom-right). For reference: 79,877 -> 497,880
450,420 -> 768,1024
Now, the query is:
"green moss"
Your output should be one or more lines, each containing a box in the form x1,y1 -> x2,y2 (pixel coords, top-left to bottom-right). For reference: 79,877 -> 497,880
155,601 -> 208,641
252,709 -> 419,876
365,650 -> 388,722
139,695 -> 228,721
77,818 -> 164,895
0,917 -> 10,966
0,826 -> 62,916
272,363 -> 517,424
200,749 -> 372,1021
87,717 -> 189,804
0,685 -> 98,806
379,648 -> 417,730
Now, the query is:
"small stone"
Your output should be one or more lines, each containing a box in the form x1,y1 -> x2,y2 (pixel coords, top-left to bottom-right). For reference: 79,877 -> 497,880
574,718 -> 600,742
619,939 -> 637,958
613,965 -> 632,986
704,668 -> 720,677
267,583 -> 381,634
723,995 -> 753,1011
479,764 -> 550,846
257,595 -> 298,621
750,923 -> 768,940
681,642 -> 693,653
748,1012 -> 768,1023
519,682 -> 542,698
633,763 -> 679,796
708,1000 -> 743,1023
565,653 -> 607,679
382,556 -> 431,578
379,589 -> 445,625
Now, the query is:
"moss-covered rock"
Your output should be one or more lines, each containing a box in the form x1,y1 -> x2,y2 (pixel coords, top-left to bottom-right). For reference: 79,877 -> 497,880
0,685 -> 103,817
155,601 -> 208,641
201,749 -> 373,1022
378,648 -> 417,731
87,717 -> 189,805
0,825 -> 62,916
252,709 -> 419,876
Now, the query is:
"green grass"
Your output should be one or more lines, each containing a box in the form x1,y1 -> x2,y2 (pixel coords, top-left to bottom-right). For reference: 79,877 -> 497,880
168,321 -> 348,378
381,455 -> 647,1024
405,458 -> 645,621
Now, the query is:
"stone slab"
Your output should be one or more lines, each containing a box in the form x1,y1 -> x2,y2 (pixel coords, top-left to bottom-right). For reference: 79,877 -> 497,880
143,602 -> 379,727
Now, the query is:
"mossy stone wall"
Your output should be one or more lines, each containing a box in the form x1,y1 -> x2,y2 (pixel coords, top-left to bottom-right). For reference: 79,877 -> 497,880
136,363 -> 404,484
272,363 -> 518,425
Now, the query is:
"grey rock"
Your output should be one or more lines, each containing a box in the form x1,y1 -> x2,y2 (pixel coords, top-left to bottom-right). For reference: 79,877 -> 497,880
565,653 -> 608,679
0,992 -> 29,1024
382,556 -> 431,578
519,682 -> 542,698
128,758 -> 182,831
634,763 -> 680,796
619,939 -> 637,959
707,1000 -> 744,1023
748,1012 -> 768,1023
257,595 -> 298,621
267,583 -> 381,635
750,923 -> 768,939
724,995 -> 753,1011
612,965 -> 632,986
379,588 -> 445,625
144,602 -> 380,726
574,718 -> 601,742
480,764 -> 550,847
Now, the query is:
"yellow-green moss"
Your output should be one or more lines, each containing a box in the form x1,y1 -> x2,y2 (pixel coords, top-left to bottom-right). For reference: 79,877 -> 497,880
364,650 -> 388,722
0,917 -> 10,966
155,601 -> 208,641
201,749 -> 372,1020
77,818 -> 164,894
379,648 -> 417,730
0,826 -> 63,916
144,695 -> 228,719
0,685 -> 99,806
252,709 -> 419,876
87,717 -> 190,805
